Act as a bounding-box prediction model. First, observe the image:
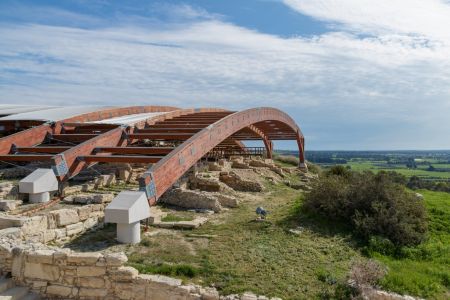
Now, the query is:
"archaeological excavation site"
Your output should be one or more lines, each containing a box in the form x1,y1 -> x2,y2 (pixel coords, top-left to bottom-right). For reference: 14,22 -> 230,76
0,105 -> 315,300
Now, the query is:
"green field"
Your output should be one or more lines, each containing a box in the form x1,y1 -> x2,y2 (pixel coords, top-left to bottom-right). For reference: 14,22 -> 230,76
345,161 -> 450,180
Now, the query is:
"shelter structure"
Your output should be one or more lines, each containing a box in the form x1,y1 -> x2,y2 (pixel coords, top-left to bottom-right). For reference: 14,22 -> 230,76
0,105 -> 306,204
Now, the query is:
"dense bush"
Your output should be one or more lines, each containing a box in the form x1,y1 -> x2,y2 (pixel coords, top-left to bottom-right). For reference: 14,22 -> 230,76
407,175 -> 450,193
304,167 -> 428,246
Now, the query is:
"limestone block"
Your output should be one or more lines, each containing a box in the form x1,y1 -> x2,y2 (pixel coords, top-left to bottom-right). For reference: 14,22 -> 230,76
43,230 -> 57,243
79,287 -> 108,298
142,274 -> 182,287
21,215 -> 48,236
0,215 -> 26,230
78,277 -> 105,288
47,214 -> 57,229
67,252 -> 101,265
241,292 -> 258,300
27,249 -> 54,264
160,188 -> 222,212
54,228 -> 67,240
83,217 -> 98,230
104,252 -> 127,266
0,227 -> 22,239
53,249 -> 71,264
199,287 -> 220,300
0,200 -> 20,211
114,282 -> 134,299
216,194 -> 239,208
51,209 -> 79,226
111,266 -> 138,281
77,205 -> 93,221
46,284 -> 72,297
66,222 -> 83,236
77,266 -> 106,277
24,262 -> 60,281
73,193 -> 114,205
11,248 -> 26,278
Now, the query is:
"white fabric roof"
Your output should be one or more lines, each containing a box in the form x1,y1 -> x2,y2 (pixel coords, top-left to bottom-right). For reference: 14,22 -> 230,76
0,105 -> 59,116
0,106 -> 114,121
92,112 -> 169,125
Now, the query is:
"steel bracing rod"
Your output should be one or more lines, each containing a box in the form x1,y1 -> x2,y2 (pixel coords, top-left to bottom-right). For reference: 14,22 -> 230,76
95,147 -> 174,155
140,107 -> 305,204
80,155 -> 163,163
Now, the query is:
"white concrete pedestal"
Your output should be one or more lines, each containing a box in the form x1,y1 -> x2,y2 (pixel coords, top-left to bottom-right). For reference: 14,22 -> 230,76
29,192 -> 50,203
105,191 -> 150,244
19,169 -> 58,204
117,222 -> 140,244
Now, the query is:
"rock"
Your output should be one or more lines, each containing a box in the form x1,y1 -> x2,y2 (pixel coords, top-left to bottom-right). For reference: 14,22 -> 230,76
160,188 -> 223,212
241,292 -> 258,300
27,249 -> 55,264
119,169 -> 132,182
104,252 -> 128,266
148,207 -> 168,224
77,205 -> 93,221
79,287 -> 108,298
77,266 -> 106,277
111,266 -> 139,281
0,215 -> 26,229
0,200 -> 21,211
67,252 -> 101,265
208,162 -> 222,171
51,209 -> 80,226
24,262 -> 60,281
47,284 -> 72,297
79,277 -> 105,288
73,193 -> 114,204
415,193 -> 424,200
219,172 -> 263,192
216,194 -> 239,208
66,222 -> 84,236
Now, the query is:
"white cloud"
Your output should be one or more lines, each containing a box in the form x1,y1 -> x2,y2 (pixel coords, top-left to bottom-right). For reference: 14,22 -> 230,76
283,0 -> 450,42
0,4 -> 449,149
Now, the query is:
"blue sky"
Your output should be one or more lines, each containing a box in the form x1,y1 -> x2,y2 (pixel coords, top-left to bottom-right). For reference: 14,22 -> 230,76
1,0 -> 450,150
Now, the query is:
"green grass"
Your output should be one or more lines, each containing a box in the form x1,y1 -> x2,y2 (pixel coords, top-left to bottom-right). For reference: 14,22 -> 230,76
161,214 -> 194,222
129,262 -> 199,278
372,190 -> 450,299
123,183 -> 361,299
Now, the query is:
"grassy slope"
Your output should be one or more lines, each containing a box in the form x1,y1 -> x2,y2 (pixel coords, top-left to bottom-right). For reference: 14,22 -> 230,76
121,180 -> 361,299
373,190 -> 450,299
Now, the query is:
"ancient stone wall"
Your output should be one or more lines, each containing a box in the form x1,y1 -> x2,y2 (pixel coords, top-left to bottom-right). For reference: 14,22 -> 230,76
0,240 -> 222,300
0,203 -> 105,244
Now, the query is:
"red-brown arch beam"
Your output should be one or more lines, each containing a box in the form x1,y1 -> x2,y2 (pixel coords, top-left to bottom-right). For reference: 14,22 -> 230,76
140,107 -> 305,204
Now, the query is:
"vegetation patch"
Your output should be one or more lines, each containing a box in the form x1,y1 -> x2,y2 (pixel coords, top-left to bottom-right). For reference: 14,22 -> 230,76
161,214 -> 194,222
304,166 -> 427,247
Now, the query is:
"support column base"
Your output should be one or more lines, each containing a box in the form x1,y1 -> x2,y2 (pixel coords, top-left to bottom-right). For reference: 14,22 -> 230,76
298,162 -> 308,171
29,192 -> 50,203
117,221 -> 141,244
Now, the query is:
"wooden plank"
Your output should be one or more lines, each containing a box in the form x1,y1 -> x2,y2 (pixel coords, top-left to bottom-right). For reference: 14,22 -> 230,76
81,155 -> 164,163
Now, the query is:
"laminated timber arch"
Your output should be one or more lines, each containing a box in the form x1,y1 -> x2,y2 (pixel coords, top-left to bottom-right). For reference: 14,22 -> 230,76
0,105 -> 305,201
140,107 -> 305,204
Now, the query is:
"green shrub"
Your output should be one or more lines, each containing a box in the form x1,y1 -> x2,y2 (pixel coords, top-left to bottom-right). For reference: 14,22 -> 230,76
304,169 -> 427,247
